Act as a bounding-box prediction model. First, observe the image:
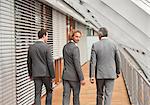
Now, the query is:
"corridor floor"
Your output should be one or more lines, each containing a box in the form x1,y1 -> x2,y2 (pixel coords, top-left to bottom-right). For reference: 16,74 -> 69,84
41,62 -> 131,105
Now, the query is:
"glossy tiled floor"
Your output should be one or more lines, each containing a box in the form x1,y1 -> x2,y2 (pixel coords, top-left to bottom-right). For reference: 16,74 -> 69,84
41,62 -> 131,105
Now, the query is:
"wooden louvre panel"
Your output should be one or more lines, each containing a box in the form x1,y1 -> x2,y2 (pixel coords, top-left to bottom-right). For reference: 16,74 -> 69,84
0,0 -> 16,105
52,9 -> 66,84
15,0 -> 53,104
52,9 -> 66,59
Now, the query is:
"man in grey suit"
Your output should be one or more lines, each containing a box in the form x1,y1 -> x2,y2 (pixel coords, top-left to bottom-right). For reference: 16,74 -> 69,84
62,30 -> 85,105
27,28 -> 55,105
89,27 -> 121,105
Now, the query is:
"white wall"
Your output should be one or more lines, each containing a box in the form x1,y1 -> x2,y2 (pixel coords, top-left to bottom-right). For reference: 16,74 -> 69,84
101,0 -> 150,36
76,22 -> 88,65
86,36 -> 99,60
83,0 -> 150,52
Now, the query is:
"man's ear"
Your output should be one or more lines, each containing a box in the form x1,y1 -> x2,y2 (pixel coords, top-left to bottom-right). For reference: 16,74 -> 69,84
43,34 -> 46,38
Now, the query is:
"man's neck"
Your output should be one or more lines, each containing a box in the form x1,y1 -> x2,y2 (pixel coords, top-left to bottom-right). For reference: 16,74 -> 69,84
38,39 -> 44,42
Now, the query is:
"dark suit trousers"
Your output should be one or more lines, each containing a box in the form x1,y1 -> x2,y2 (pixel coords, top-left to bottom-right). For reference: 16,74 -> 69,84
34,77 -> 53,105
62,80 -> 81,105
96,79 -> 114,105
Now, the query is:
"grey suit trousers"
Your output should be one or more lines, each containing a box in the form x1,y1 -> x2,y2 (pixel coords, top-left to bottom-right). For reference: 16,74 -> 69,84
34,77 -> 53,105
96,79 -> 114,105
62,80 -> 81,105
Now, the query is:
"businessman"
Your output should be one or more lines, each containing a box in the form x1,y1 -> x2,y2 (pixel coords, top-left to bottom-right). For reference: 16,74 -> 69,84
62,30 -> 85,105
27,28 -> 55,105
89,27 -> 121,105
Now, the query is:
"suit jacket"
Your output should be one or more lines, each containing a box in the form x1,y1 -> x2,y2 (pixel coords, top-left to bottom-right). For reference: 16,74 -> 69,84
90,37 -> 121,79
27,41 -> 55,79
62,42 -> 84,81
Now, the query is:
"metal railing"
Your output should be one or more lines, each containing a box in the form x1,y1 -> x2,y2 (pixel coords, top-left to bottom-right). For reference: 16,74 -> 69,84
121,50 -> 150,105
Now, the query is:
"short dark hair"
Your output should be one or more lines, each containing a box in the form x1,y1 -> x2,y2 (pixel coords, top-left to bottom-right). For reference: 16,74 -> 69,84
38,28 -> 47,39
99,27 -> 108,37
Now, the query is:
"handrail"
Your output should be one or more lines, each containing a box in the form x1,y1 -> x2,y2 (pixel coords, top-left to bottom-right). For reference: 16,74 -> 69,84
120,49 -> 150,105
123,48 -> 149,80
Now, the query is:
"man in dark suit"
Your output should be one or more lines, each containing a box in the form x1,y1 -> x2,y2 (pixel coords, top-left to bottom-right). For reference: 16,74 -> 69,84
62,30 -> 85,105
27,28 -> 55,105
89,27 -> 121,105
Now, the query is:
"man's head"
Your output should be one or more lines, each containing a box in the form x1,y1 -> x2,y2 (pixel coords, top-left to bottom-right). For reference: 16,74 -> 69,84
71,30 -> 82,43
38,28 -> 48,43
98,27 -> 108,39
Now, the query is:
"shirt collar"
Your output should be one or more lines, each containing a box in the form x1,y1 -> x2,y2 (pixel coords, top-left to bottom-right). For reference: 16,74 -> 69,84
70,40 -> 78,46
101,37 -> 108,40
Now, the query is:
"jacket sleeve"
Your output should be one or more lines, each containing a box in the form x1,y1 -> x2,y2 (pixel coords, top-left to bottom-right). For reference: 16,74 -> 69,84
27,47 -> 32,77
73,47 -> 84,81
89,44 -> 96,78
47,46 -> 55,79
115,45 -> 121,74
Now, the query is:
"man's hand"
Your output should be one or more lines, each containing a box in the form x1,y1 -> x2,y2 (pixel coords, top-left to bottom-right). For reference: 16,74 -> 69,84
29,76 -> 32,80
90,77 -> 95,84
117,74 -> 119,78
51,78 -> 55,82
80,80 -> 86,86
